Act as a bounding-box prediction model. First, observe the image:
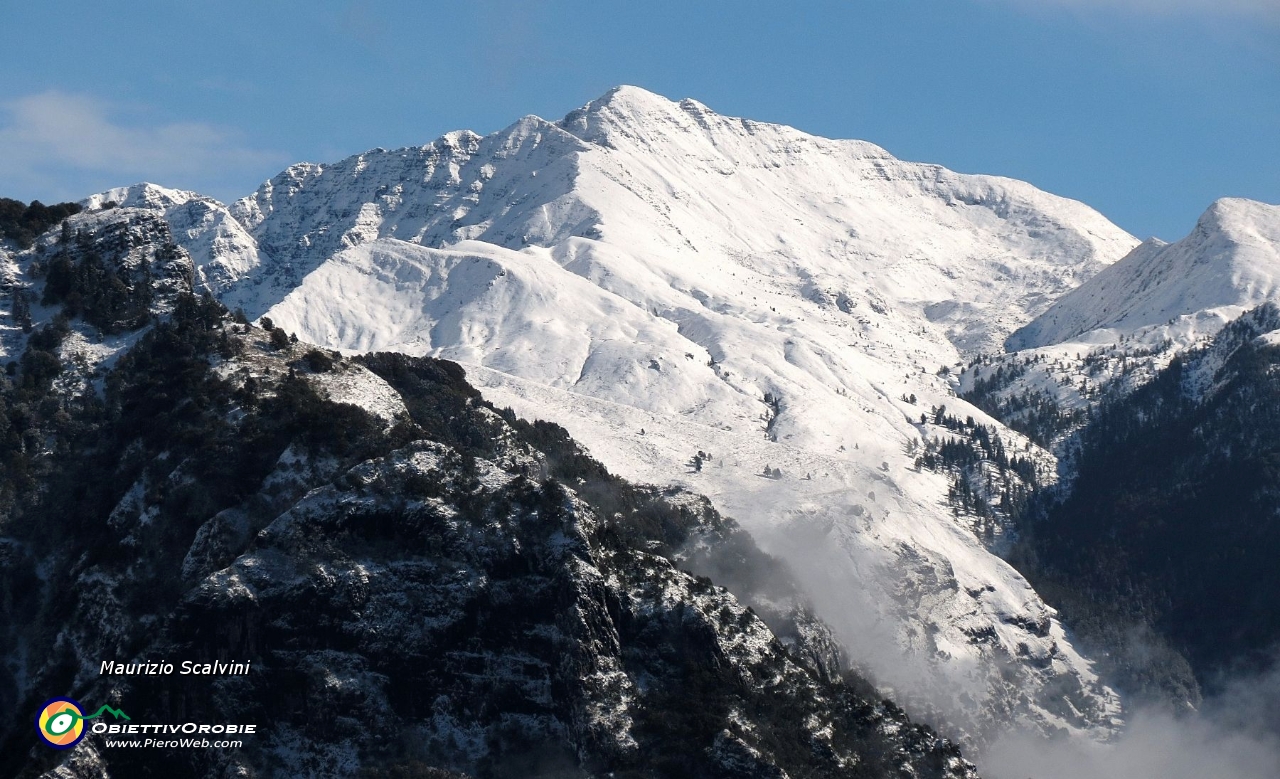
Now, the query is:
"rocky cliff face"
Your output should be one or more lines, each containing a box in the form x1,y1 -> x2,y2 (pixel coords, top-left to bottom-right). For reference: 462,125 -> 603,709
0,213 -> 976,778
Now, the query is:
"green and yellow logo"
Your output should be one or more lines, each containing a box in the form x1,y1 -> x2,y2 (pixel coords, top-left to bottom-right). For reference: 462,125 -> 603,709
35,698 -> 129,750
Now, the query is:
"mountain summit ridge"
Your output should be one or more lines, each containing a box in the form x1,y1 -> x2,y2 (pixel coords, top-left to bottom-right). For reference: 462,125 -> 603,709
556,84 -> 897,161
179,85 -> 1136,351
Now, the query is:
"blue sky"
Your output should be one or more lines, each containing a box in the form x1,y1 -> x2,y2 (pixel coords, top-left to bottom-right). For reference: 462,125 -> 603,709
0,1 -> 1275,241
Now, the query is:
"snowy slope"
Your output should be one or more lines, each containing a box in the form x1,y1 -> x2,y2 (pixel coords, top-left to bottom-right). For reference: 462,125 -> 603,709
1008,198 -> 1280,350
91,86 -> 1140,747
962,200 -> 1280,451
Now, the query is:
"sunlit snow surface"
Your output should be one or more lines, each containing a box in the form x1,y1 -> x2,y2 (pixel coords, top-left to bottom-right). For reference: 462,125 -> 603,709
1010,199 -> 1280,351
964,199 -> 1280,445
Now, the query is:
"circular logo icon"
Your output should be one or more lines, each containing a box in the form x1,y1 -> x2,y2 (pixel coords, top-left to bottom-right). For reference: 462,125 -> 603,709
36,698 -> 86,749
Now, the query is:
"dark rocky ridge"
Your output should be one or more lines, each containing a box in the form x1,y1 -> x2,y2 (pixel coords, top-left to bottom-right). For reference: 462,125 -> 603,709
1010,304 -> 1280,708
0,209 -> 978,777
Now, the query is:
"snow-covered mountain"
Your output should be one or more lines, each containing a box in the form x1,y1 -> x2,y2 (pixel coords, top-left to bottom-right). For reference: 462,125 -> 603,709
1009,198 -> 1280,351
80,86 -> 1146,747
228,86 -> 1135,355
959,199 -> 1280,455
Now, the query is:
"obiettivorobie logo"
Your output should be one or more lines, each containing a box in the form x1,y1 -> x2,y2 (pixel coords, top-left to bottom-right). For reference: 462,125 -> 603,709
35,698 -> 130,749
36,695 -> 256,750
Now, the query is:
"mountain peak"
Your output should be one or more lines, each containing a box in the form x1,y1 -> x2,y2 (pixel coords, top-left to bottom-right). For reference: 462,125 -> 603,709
556,84 -> 899,168
1008,197 -> 1280,349
557,85 -> 687,147
83,182 -> 206,211
584,84 -> 677,113
1195,197 -> 1280,244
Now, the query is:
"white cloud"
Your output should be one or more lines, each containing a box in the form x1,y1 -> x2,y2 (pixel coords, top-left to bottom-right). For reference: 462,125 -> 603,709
981,661 -> 1280,779
0,91 -> 284,201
